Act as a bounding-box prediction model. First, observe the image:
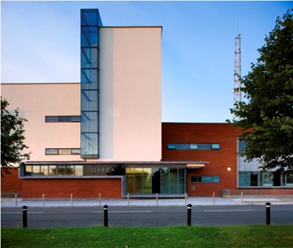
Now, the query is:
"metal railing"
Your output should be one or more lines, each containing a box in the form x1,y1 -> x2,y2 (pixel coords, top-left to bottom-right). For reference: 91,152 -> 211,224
222,188 -> 293,197
1,192 -> 22,198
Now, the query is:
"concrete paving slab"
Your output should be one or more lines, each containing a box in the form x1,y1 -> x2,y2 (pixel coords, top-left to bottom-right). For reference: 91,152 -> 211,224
1,196 -> 292,208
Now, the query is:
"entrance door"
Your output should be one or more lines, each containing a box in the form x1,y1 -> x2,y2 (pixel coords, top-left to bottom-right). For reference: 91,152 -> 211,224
161,168 -> 170,194
152,168 -> 160,194
126,167 -> 186,195
126,168 -> 152,194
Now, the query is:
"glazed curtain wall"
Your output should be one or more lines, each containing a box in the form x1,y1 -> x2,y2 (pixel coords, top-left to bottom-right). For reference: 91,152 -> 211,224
126,168 -> 186,194
81,9 -> 102,158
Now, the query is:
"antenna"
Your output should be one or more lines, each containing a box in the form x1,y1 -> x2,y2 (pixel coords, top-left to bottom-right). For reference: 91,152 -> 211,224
233,33 -> 241,117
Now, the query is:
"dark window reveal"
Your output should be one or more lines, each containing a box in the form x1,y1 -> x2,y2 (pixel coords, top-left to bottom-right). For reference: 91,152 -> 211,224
167,143 -> 221,150
45,148 -> 81,155
191,176 -> 220,183
45,116 -> 81,122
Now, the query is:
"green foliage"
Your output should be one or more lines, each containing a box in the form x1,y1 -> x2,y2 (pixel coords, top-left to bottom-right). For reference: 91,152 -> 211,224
2,225 -> 293,248
1,97 -> 30,176
228,10 -> 293,173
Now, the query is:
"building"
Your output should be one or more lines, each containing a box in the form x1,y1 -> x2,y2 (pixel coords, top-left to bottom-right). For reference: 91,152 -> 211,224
2,9 -> 292,199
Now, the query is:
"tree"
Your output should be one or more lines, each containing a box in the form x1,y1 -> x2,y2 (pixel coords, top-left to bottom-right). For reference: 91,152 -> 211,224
228,10 -> 293,174
1,97 -> 30,176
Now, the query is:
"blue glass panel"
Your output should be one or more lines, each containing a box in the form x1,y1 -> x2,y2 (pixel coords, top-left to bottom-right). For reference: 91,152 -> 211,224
167,144 -> 176,150
81,26 -> 98,46
211,144 -> 220,150
213,176 -> 220,182
81,9 -> 100,26
202,176 -> 213,182
81,112 -> 98,132
81,69 -> 98,89
197,144 -> 211,150
177,144 -> 189,150
81,133 -> 99,158
238,140 -> 245,153
239,172 -> 250,186
81,91 -> 98,111
81,48 -> 98,68
190,144 -> 197,149
80,9 -> 102,159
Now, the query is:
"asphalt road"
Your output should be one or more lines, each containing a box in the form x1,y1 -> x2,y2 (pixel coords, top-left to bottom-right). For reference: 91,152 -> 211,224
2,205 -> 293,228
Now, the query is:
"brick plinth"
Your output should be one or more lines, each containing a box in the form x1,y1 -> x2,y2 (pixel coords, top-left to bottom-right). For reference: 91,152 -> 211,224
21,178 -> 122,199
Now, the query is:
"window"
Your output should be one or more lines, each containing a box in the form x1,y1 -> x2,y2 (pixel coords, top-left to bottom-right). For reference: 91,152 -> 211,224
71,148 -> 82,155
25,165 -> 84,176
261,172 -> 273,186
71,116 -> 81,122
239,172 -> 250,187
32,166 -> 40,175
40,165 -> 49,176
75,166 -> 83,176
239,171 -> 293,187
197,144 -> 211,150
190,144 -> 197,150
45,148 -> 81,155
177,144 -> 189,150
58,116 -> 71,122
45,149 -> 58,155
45,116 -> 81,122
167,144 -> 176,150
211,144 -> 220,150
167,143 -> 220,150
58,149 -> 71,155
49,165 -> 57,176
202,176 -> 213,182
238,139 -> 246,153
25,166 -> 32,176
45,116 -> 58,122
250,172 -> 258,186
57,166 -> 66,176
191,176 -> 220,183
285,174 -> 293,186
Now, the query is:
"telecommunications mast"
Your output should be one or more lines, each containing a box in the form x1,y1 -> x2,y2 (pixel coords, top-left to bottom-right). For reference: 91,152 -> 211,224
233,34 -> 241,116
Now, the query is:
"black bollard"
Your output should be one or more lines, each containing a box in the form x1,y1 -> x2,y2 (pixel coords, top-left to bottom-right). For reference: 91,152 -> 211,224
266,202 -> 271,225
187,204 -> 192,226
22,206 -> 28,228
104,205 -> 108,227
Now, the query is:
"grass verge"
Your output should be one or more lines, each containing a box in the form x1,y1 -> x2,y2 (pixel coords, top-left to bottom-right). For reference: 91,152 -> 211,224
2,225 -> 293,248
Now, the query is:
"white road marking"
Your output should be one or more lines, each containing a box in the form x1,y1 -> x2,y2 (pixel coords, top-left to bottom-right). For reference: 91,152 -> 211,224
93,211 -> 152,214
2,212 -> 44,214
204,209 -> 255,212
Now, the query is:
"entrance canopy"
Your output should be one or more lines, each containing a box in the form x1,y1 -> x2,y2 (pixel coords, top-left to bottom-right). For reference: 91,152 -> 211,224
21,160 -> 208,178
23,160 -> 208,173
24,160 -> 208,167
21,160 -> 209,195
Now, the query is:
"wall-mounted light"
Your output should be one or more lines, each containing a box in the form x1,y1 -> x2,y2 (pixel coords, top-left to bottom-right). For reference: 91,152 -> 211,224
227,167 -> 231,171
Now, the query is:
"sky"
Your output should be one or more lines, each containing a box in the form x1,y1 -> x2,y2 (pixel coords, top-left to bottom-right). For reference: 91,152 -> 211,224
1,1 -> 292,123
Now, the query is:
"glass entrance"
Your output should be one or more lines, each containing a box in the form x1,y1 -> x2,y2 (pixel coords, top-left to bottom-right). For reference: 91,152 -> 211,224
126,167 -> 186,195
126,168 -> 152,194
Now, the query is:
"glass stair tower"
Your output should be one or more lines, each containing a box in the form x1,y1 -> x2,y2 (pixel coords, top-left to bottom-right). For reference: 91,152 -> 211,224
80,9 -> 102,158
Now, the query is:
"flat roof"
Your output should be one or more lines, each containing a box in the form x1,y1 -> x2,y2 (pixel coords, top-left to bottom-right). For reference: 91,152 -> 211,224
1,82 -> 80,85
25,160 -> 208,169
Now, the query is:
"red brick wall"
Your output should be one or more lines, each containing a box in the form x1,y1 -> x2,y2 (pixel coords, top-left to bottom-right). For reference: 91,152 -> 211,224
162,123 -> 242,196
1,168 -> 22,194
21,178 -> 122,199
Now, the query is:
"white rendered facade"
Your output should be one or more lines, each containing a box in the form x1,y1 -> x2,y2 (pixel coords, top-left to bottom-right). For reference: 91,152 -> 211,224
1,83 -> 81,162
99,27 -> 162,161
1,26 -> 162,163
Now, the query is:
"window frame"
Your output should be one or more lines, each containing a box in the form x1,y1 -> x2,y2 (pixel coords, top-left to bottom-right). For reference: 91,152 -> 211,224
45,148 -> 81,155
45,116 -> 81,123
167,143 -> 221,150
25,165 -> 84,176
191,176 -> 220,183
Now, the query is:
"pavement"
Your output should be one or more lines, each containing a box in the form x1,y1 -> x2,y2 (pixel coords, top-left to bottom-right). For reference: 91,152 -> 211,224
1,196 -> 293,207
